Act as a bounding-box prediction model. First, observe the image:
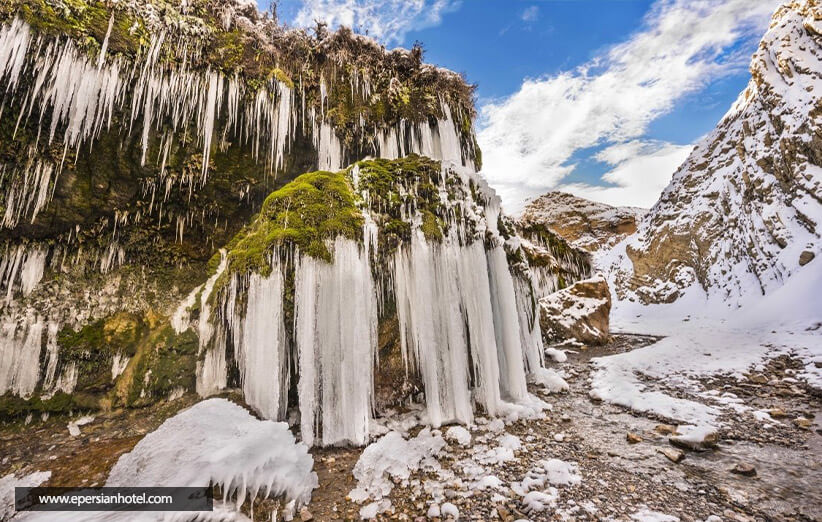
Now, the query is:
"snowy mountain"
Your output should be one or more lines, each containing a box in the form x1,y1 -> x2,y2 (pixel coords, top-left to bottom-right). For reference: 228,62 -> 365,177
521,191 -> 646,252
610,0 -> 821,305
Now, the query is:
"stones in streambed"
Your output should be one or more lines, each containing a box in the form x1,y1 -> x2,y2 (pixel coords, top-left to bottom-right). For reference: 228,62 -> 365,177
626,432 -> 643,444
659,448 -> 685,463
730,463 -> 757,477
654,424 -> 679,436
793,417 -> 813,430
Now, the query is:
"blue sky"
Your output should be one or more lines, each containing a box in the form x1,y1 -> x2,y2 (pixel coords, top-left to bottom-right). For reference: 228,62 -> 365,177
269,0 -> 780,211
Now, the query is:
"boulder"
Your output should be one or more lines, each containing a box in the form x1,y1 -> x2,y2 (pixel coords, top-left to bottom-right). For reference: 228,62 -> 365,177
539,274 -> 611,345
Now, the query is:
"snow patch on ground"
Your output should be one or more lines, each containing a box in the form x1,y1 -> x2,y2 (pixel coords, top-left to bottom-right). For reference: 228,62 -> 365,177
349,429 -> 446,504
1,470 -> 50,520
590,259 -> 822,428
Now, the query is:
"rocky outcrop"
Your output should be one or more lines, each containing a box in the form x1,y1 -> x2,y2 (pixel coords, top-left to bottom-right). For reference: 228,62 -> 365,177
611,0 -> 821,304
521,192 -> 646,251
539,274 -> 611,345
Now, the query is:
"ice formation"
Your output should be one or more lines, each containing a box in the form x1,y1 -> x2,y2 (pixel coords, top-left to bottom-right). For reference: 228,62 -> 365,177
295,238 -> 378,446
190,160 -> 570,447
106,398 -> 317,510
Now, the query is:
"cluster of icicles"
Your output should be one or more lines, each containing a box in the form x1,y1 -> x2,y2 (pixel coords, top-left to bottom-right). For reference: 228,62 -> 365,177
0,239 -> 134,398
0,16 -> 473,228
177,164 -> 550,447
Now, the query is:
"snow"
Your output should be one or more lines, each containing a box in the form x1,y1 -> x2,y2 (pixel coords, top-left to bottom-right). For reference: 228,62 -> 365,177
631,508 -> 681,521
441,502 -> 459,519
445,426 -> 472,446
539,458 -> 582,486
521,488 -> 559,513
528,367 -> 569,393
592,249 -> 822,429
349,429 -> 446,504
669,424 -> 717,450
0,470 -> 50,520
545,347 -> 567,363
107,399 -> 317,511
66,415 -> 94,437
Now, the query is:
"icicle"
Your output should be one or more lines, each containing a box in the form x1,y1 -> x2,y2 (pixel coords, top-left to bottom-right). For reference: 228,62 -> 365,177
486,245 -> 530,402
295,238 -> 377,446
196,249 -> 229,397
393,231 -> 474,427
0,313 -> 44,397
237,264 -> 289,420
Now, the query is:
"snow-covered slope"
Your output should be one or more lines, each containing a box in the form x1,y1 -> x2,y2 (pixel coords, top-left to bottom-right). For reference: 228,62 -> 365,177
521,191 -> 646,251
613,0 -> 821,305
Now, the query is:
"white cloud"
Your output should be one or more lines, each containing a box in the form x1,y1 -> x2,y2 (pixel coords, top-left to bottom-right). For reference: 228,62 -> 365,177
291,0 -> 459,44
559,140 -> 694,209
521,5 -> 539,23
477,0 -> 779,212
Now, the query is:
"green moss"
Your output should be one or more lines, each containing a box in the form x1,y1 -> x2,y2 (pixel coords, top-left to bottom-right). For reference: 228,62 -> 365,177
58,312 -> 147,394
217,169 -> 363,291
270,67 -> 294,90
124,325 -> 197,407
420,210 -> 443,241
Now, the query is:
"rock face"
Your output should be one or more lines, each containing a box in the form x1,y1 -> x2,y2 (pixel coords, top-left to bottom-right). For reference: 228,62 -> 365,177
539,274 -> 611,345
521,192 -> 646,251
611,0 -> 821,304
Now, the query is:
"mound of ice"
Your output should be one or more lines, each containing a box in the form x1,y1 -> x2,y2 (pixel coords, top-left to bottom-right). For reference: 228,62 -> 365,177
108,399 -> 317,508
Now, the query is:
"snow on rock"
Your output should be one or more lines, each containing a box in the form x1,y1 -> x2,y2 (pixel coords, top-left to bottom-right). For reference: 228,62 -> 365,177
521,488 -> 559,514
521,191 -> 646,251
669,425 -> 719,451
528,367 -> 569,393
107,399 -> 317,510
349,429 -> 446,504
0,470 -> 50,520
544,347 -> 567,363
441,502 -> 459,519
66,415 -> 94,437
445,426 -> 472,446
539,274 -> 611,345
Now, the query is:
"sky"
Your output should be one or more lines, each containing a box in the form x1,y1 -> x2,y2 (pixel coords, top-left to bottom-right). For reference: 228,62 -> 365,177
266,0 -> 781,213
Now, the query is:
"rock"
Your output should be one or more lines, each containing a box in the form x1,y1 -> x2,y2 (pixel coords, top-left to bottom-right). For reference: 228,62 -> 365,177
799,250 -> 815,266
654,424 -> 679,436
539,274 -> 611,345
731,463 -> 757,476
659,448 -> 685,463
299,507 -> 313,521
793,417 -> 812,429
427,503 -> 440,518
626,432 -> 643,444
496,505 -> 514,522
669,425 -> 719,451
749,373 -> 768,384
520,191 -> 645,251
767,408 -> 787,418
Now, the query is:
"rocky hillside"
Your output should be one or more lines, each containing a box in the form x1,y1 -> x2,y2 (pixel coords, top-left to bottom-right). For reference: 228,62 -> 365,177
611,0 -> 821,304
521,191 -> 646,251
